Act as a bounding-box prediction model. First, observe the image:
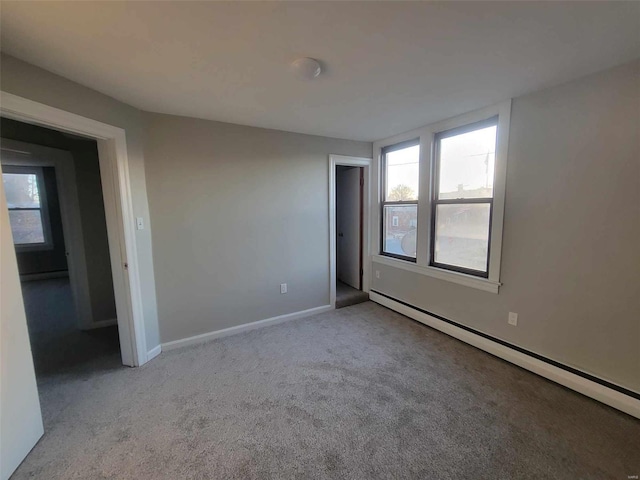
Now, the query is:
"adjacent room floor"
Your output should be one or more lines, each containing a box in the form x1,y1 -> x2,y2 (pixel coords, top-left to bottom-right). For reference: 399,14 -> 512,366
21,277 -> 121,379
335,280 -> 368,309
12,302 -> 639,479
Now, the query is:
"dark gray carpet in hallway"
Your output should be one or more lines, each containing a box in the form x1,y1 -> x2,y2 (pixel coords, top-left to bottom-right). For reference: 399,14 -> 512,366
335,280 -> 369,309
13,302 -> 639,479
20,277 -> 121,378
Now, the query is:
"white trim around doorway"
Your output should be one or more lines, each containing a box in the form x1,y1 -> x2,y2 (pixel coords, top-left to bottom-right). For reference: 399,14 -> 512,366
0,91 -> 149,366
328,154 -> 372,309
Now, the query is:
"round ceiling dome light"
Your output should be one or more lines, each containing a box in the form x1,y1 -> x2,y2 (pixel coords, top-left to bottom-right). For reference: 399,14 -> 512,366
290,57 -> 322,80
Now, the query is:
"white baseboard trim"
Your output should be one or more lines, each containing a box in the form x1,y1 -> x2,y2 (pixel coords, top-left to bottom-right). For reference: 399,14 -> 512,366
370,291 -> 640,419
146,344 -> 162,362
80,318 -> 117,330
20,271 -> 69,282
162,304 -> 334,351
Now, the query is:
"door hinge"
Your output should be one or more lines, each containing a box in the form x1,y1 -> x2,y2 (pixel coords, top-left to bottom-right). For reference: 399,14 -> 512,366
360,177 -> 364,186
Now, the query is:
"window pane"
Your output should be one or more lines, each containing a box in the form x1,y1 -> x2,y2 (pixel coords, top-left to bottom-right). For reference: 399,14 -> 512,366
438,125 -> 497,199
8,210 -> 45,244
2,173 -> 41,208
383,204 -> 417,258
434,203 -> 490,272
386,144 -> 419,201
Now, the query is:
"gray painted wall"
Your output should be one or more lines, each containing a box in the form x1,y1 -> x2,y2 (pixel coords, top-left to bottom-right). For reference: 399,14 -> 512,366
143,114 -> 371,342
72,140 -> 118,323
372,60 -> 640,393
1,53 -> 161,349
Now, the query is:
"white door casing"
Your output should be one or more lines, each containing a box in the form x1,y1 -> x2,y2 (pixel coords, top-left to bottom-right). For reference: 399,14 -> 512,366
328,154 -> 372,308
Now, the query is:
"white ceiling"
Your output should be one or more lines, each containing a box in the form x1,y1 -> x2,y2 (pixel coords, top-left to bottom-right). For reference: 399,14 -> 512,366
1,1 -> 638,141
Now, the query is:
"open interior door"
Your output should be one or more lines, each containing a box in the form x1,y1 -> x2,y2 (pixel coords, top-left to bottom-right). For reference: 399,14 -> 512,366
0,174 -> 44,479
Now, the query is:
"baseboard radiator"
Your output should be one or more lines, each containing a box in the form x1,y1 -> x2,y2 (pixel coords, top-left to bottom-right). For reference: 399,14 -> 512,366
370,290 -> 640,419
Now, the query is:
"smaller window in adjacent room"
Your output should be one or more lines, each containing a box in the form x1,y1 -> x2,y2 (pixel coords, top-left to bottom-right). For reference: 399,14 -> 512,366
381,139 -> 419,261
430,117 -> 498,277
2,165 -> 51,250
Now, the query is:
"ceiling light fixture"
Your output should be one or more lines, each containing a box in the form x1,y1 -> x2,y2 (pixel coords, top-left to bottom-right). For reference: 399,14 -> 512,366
290,57 -> 322,80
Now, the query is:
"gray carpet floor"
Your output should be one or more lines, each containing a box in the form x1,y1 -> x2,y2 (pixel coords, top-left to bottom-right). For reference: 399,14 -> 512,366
13,302 -> 639,479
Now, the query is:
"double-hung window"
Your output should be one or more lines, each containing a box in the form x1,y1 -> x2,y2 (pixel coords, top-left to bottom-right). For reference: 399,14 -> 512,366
431,117 -> 498,277
375,101 -> 510,293
380,139 -> 419,261
2,165 -> 52,251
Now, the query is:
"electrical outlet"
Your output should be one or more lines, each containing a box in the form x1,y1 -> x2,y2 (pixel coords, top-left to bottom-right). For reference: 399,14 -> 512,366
508,312 -> 518,326
375,270 -> 380,279
280,283 -> 287,294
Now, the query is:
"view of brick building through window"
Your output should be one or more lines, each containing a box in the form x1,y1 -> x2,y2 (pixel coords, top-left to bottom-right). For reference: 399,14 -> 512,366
384,184 -> 418,257
382,142 -> 419,258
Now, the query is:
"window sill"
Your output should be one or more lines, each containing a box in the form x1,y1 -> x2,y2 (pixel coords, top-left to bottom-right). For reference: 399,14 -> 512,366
372,254 -> 501,294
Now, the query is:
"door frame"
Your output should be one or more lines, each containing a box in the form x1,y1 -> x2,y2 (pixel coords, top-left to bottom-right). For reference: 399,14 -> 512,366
328,154 -> 372,308
0,92 -> 147,366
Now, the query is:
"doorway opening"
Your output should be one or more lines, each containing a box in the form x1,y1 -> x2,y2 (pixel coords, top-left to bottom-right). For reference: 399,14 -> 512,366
1,119 -> 122,376
335,165 -> 368,308
329,155 -> 372,309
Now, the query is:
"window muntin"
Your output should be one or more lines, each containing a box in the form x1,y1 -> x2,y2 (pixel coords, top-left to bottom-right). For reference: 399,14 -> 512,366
2,167 -> 51,248
381,139 -> 419,261
430,117 -> 498,277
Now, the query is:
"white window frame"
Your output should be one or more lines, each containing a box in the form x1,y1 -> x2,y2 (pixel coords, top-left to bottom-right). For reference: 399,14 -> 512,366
380,138 -> 420,262
2,164 -> 53,252
372,100 -> 511,293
